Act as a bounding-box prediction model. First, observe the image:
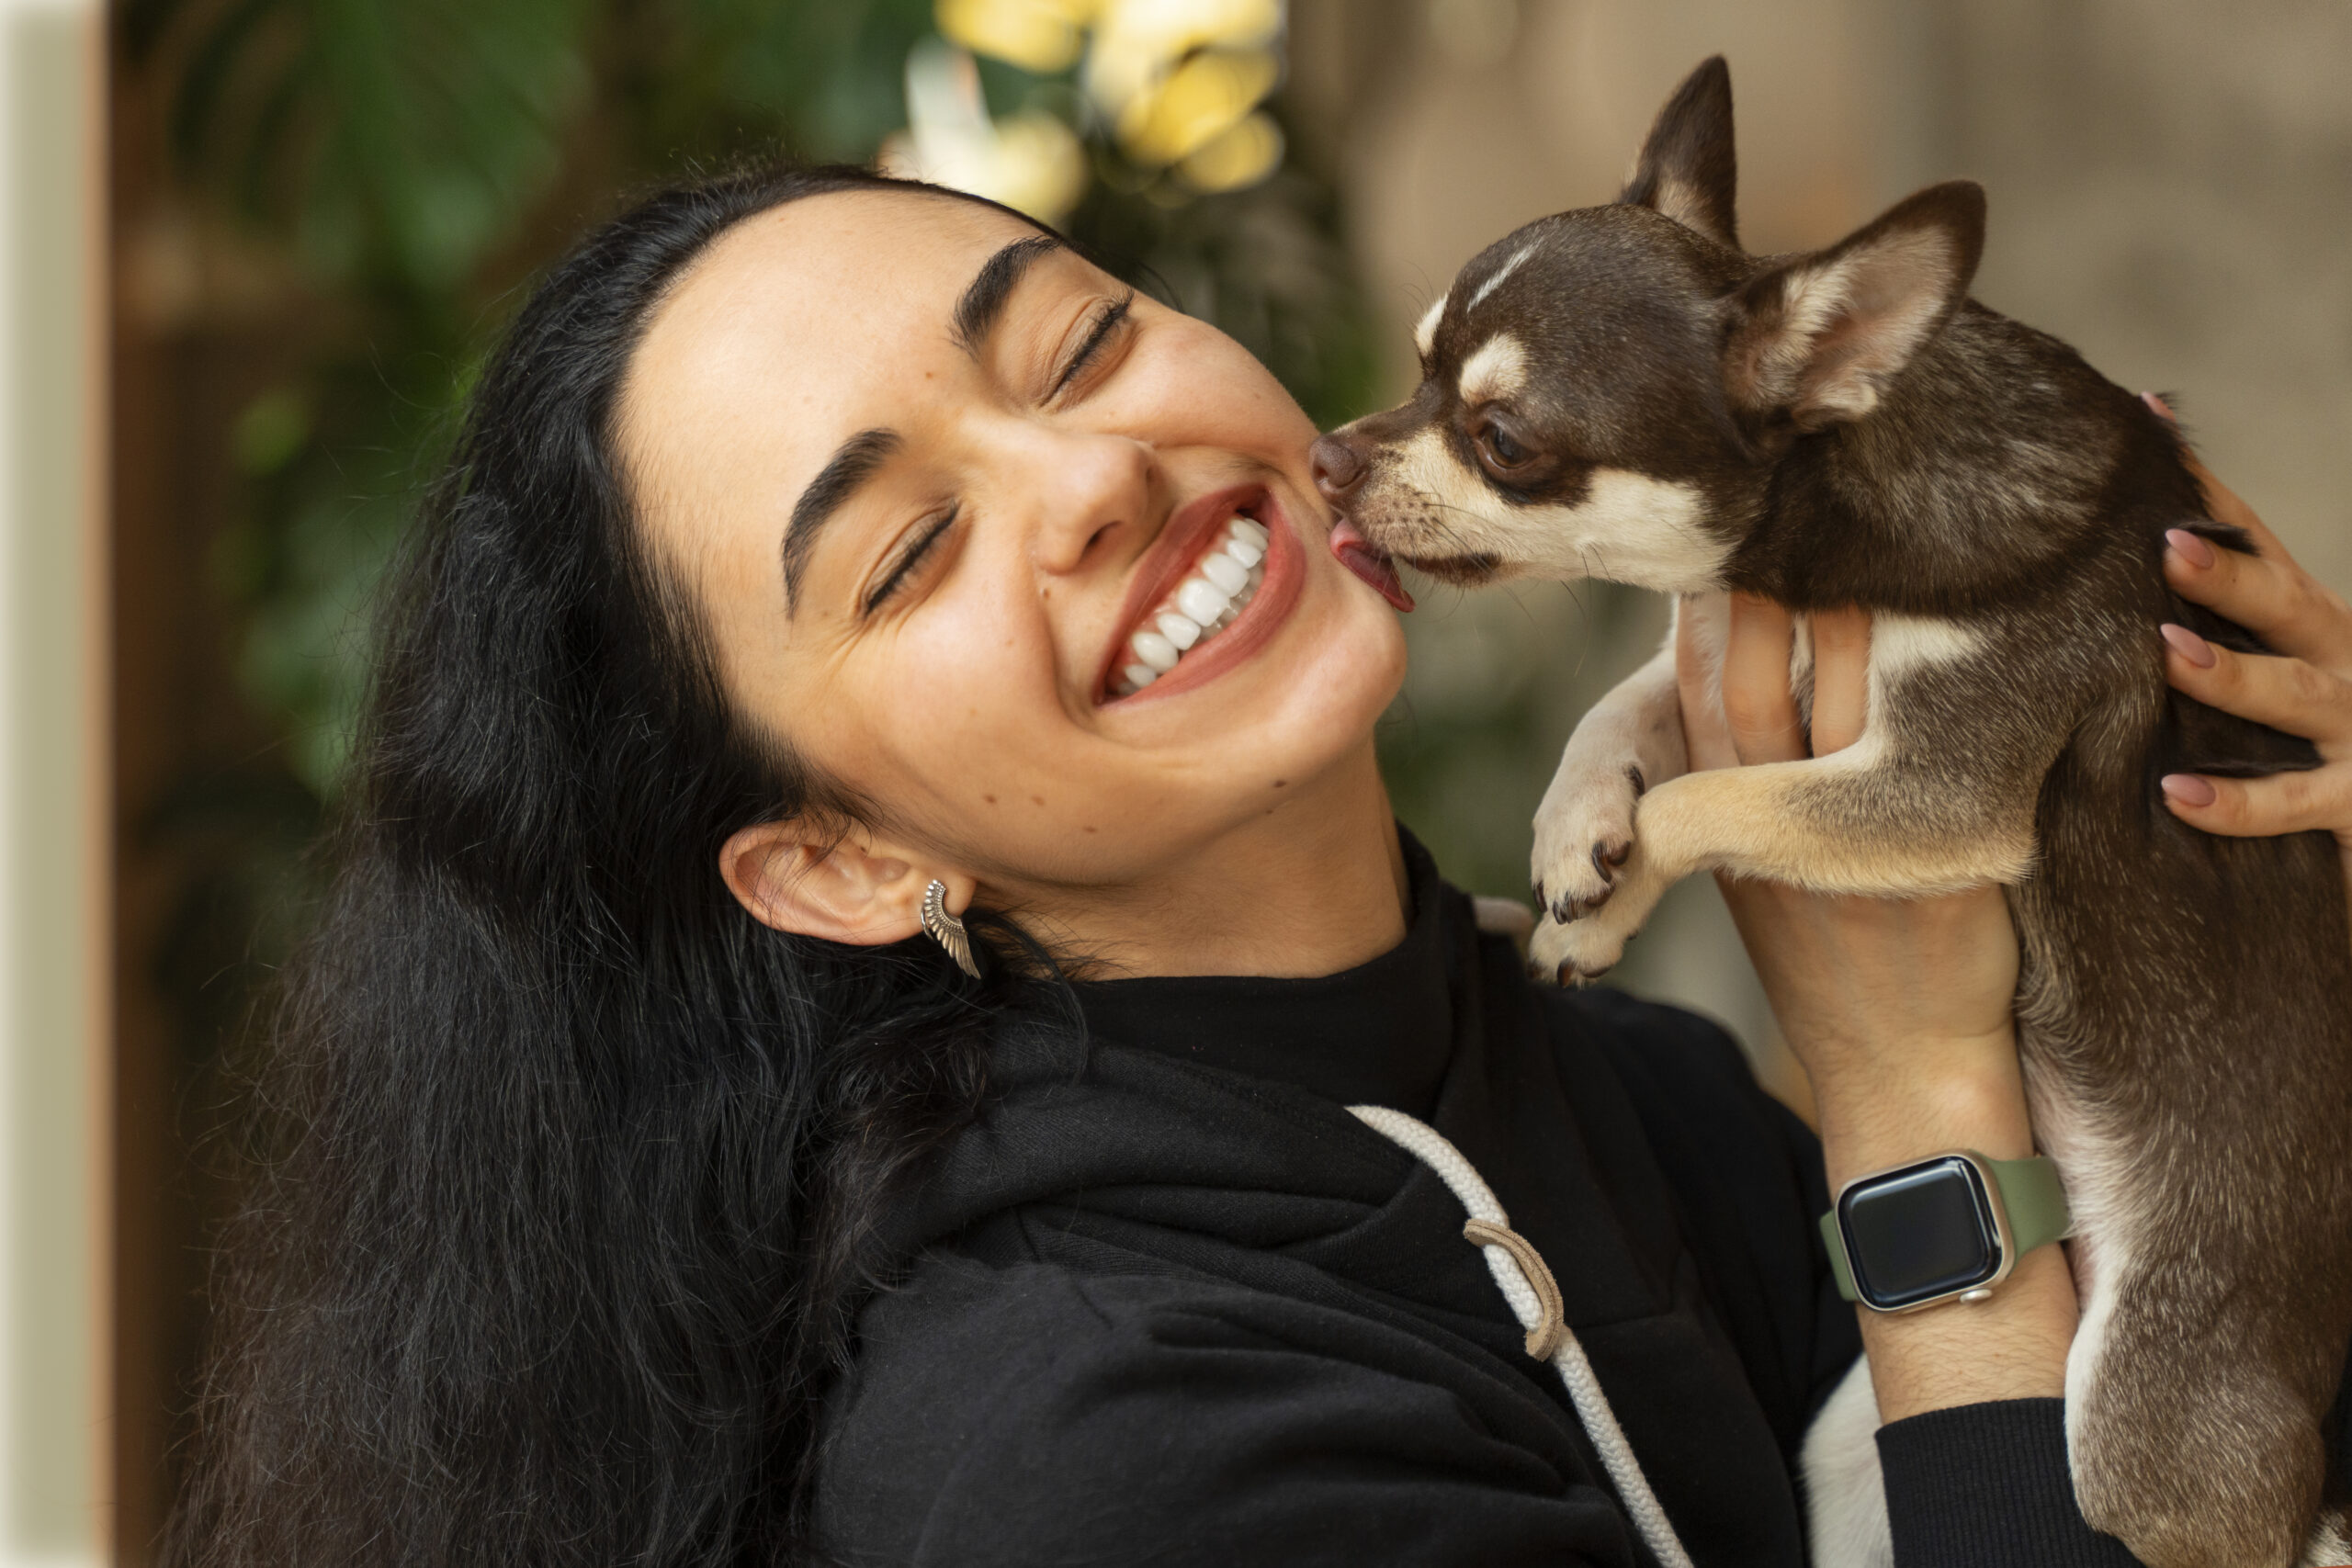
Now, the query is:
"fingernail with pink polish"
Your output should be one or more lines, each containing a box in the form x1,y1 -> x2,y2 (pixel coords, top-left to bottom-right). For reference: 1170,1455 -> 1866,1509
2165,528 -> 2215,569
2142,391 -> 2177,422
2160,623 -> 2217,668
2161,773 -> 2218,807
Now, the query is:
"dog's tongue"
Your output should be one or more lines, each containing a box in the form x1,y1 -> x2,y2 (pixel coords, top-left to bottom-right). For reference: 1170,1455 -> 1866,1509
1329,517 -> 1414,612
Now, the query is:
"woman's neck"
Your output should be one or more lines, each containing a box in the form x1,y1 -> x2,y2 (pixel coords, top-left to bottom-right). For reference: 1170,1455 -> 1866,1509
1014,740 -> 1410,979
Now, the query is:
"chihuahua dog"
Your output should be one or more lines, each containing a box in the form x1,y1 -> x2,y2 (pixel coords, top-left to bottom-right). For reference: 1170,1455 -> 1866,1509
1314,57 -> 2352,1568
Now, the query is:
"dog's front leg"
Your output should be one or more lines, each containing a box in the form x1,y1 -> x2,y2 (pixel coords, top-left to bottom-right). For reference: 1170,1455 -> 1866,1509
1531,628 -> 1690,925
1529,593 -> 1724,924
1530,740 -> 2038,983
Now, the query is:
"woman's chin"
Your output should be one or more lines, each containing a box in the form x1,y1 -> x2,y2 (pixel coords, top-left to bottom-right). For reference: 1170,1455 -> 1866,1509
1224,579 -> 1405,761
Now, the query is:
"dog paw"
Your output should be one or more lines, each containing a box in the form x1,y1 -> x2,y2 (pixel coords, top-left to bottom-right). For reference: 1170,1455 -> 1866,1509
1532,763 -> 1644,924
1528,905 -> 1631,987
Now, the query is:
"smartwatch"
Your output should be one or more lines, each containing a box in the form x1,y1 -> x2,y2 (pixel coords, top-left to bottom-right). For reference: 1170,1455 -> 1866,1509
1819,1151 -> 2072,1314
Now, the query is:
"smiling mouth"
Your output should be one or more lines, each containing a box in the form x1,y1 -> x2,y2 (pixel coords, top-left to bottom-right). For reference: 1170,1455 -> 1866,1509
1108,513 -> 1271,697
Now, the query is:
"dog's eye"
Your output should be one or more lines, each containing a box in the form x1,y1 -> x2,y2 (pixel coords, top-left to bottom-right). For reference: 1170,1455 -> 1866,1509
1476,422 -> 1530,471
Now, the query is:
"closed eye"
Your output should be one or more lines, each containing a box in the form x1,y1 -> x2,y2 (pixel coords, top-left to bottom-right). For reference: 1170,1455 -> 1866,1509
1049,292 -> 1135,400
860,505 -> 958,616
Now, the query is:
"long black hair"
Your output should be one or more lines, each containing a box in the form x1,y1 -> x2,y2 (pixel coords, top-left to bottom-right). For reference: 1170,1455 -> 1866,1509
167,165 -> 1058,1566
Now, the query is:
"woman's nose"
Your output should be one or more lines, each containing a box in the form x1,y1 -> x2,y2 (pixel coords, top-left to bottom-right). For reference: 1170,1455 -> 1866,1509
1310,434 -> 1366,504
1028,431 -> 1154,572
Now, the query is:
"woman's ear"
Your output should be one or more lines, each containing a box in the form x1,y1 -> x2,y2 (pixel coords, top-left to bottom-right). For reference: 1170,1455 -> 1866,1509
718,822 -> 973,946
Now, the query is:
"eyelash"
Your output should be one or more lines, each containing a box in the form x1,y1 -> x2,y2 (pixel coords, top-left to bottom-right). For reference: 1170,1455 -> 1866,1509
861,504 -> 958,615
859,293 -> 1131,617
1050,291 -> 1135,399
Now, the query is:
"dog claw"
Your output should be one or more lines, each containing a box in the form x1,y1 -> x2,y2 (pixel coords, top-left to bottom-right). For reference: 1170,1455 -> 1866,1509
1532,955 -> 1611,986
1558,895 -> 1602,921
1529,937 -> 1617,987
1544,840 -> 1633,923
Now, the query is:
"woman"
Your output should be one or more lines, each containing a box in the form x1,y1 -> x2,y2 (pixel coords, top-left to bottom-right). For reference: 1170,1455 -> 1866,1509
168,165 -> 2352,1566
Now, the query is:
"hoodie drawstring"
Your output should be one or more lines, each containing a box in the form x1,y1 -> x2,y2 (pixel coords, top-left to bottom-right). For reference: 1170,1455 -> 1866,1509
1349,1104 -> 1697,1568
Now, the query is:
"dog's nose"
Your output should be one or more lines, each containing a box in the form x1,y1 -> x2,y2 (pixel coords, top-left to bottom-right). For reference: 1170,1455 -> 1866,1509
1310,434 -> 1366,503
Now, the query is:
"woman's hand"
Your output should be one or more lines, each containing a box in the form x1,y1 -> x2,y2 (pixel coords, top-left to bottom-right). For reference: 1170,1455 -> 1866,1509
2150,421 -> 2352,909
1679,592 -> 2075,1420
1677,597 -> 2020,1134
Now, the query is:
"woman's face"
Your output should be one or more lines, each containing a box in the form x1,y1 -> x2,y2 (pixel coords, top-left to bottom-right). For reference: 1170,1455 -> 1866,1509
618,190 -> 1408,912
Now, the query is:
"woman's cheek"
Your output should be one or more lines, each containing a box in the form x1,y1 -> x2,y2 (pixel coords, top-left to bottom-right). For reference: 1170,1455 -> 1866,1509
862,588 -> 1070,780
1133,318 -> 1317,458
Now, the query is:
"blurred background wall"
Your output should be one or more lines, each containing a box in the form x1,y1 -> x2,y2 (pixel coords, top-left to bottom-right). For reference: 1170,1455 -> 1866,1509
83,0 -> 2352,1558
0,0 -> 102,1563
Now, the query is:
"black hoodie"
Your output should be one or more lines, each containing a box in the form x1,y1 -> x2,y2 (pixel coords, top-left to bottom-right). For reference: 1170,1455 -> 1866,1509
812,833 -> 2148,1565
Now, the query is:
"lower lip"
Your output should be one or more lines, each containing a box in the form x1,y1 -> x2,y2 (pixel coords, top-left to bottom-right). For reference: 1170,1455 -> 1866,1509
1099,497 -> 1307,707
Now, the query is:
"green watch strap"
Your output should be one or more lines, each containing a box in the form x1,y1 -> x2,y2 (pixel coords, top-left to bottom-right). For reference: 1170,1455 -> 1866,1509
1819,1153 -> 2072,1305
1821,1209 -> 1860,1303
1989,1154 -> 2073,1257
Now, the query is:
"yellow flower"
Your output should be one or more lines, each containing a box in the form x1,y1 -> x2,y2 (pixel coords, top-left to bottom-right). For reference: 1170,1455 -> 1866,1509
1084,0 -> 1283,118
1114,47 -> 1278,166
936,0 -> 1104,74
1175,109 -> 1283,193
881,41 -> 1090,225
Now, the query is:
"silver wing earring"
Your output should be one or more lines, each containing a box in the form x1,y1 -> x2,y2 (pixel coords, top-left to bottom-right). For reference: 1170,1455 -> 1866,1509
922,879 -> 982,978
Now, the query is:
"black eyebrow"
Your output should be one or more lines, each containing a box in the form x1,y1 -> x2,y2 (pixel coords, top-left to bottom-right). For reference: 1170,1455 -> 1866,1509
953,233 -> 1065,358
781,426 -> 900,613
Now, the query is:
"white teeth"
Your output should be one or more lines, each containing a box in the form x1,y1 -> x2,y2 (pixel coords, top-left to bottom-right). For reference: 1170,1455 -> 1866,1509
1176,577 -> 1231,626
1199,552 -> 1250,594
1110,515 -> 1270,699
1130,628 -> 1181,672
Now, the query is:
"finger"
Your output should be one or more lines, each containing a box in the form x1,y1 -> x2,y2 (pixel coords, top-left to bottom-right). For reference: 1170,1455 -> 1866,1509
2143,398 -> 2352,671
2163,526 -> 2352,671
1676,592 -> 1741,772
1722,592 -> 1806,764
2142,395 -> 2278,547
1810,606 -> 1871,755
2160,764 -> 2352,840
2160,623 -> 2352,745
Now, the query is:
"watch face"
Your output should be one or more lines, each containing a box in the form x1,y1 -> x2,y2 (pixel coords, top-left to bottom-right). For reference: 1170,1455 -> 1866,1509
1838,1156 -> 2003,1311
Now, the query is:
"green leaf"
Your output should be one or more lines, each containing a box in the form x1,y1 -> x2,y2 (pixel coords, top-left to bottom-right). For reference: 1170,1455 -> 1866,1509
164,0 -> 595,293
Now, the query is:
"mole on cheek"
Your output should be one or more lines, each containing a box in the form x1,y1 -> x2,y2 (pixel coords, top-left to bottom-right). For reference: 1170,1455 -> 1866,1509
1031,795 -> 1046,807
1272,779 -> 1288,788
983,795 -> 998,805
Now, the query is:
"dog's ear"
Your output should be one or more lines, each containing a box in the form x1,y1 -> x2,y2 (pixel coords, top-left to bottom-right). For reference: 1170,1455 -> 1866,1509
1724,181 -> 1986,431
1620,56 -> 1739,249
